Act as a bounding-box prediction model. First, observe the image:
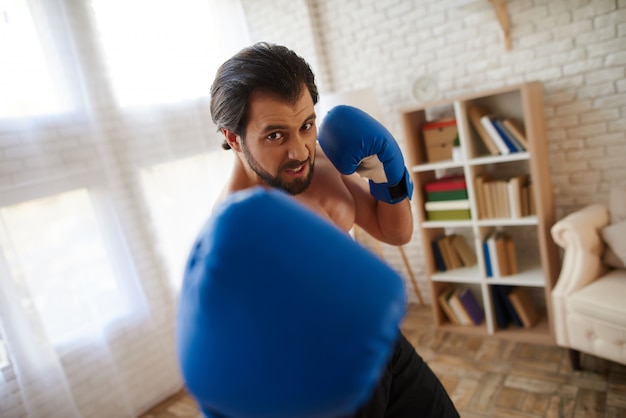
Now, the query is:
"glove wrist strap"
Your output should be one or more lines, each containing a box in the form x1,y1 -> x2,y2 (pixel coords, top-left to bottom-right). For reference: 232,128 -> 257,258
369,169 -> 414,204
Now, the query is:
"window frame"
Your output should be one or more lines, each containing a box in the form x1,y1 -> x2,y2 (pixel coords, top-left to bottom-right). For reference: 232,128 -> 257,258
0,172 -> 145,346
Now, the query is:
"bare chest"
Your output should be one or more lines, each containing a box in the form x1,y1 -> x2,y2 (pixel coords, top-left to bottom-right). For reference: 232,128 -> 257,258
294,161 -> 356,233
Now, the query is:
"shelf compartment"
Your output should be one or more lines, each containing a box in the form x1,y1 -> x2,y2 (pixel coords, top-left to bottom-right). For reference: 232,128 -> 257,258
422,220 -> 473,229
485,263 -> 545,287
468,152 -> 530,166
431,265 -> 481,284
476,215 -> 538,227
411,160 -> 464,173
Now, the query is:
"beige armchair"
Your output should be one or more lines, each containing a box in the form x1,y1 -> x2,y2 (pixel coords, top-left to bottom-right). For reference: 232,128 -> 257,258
551,187 -> 626,370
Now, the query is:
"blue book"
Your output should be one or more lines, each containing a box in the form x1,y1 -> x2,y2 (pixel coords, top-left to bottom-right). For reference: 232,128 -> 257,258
493,119 -> 525,152
492,119 -> 522,153
432,239 -> 446,271
495,285 -> 523,328
483,239 -> 492,277
490,286 -> 509,329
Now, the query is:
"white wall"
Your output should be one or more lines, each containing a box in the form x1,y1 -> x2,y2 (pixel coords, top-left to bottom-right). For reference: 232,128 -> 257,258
241,0 -> 626,301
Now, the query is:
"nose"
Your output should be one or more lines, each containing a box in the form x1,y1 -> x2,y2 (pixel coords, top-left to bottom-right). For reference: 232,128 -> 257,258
287,133 -> 309,162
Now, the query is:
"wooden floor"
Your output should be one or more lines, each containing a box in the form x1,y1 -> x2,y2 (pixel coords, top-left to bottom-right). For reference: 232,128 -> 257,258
141,303 -> 626,418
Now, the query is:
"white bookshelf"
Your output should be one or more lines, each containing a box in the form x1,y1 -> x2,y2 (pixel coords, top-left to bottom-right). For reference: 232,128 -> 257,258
401,82 -> 560,345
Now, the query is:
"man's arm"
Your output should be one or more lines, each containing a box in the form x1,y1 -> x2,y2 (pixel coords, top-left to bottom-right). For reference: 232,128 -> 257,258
318,105 -> 414,246
342,173 -> 413,246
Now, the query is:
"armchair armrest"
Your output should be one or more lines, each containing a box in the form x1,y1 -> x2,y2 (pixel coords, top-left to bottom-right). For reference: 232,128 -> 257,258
551,204 -> 610,296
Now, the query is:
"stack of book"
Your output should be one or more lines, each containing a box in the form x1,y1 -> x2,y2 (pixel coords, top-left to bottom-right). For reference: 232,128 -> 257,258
438,287 -> 484,326
474,173 -> 535,219
491,285 -> 540,329
483,231 -> 518,278
467,105 -> 529,156
424,175 -> 471,221
432,234 -> 477,271
422,118 -> 458,163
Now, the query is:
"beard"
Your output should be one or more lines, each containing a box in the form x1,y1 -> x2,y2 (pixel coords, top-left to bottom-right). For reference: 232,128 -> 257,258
241,142 -> 314,195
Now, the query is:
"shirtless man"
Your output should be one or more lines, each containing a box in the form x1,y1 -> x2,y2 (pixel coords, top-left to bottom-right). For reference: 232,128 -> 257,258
180,42 -> 458,417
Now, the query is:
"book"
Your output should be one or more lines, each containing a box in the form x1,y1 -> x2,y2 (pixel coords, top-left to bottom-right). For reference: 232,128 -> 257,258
450,234 -> 477,267
486,231 -> 516,277
490,286 -> 509,329
497,180 -> 510,218
493,119 -> 524,152
436,236 -> 453,270
457,288 -> 484,325
483,238 -> 493,278
486,232 -> 501,277
437,235 -> 463,270
482,180 -> 494,219
507,287 -> 539,328
474,173 -> 490,219
448,288 -> 473,326
426,209 -> 471,221
431,239 -> 447,271
493,285 -> 523,328
494,119 -> 525,152
507,175 -> 528,219
504,235 -> 518,275
425,200 -> 471,211
467,105 -> 500,155
494,232 -> 510,276
480,115 -> 511,155
502,118 -> 530,150
437,287 -> 460,325
521,184 -> 530,217
426,189 -> 468,202
424,175 -> 467,192
483,179 -> 507,219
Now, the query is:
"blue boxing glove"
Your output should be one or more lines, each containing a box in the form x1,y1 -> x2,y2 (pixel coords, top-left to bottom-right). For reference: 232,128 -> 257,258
318,105 -> 413,204
177,188 -> 406,418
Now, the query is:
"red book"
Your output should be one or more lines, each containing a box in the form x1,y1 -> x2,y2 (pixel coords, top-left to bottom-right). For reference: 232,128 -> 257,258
423,119 -> 457,130
424,175 -> 467,192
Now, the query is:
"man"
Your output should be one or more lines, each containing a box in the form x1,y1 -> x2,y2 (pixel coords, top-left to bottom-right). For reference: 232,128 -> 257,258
189,42 -> 458,417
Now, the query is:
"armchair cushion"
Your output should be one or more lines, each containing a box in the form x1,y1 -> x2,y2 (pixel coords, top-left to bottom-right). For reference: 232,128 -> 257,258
569,270 -> 626,327
601,220 -> 626,268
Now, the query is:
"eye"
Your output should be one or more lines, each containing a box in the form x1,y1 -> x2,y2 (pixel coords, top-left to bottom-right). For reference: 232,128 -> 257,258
302,122 -> 313,131
267,132 -> 283,141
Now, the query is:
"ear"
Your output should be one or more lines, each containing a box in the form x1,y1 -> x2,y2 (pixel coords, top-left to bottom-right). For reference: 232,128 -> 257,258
223,129 -> 242,152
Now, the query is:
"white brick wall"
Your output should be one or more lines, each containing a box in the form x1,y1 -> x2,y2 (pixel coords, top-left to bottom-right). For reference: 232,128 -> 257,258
241,0 -> 626,302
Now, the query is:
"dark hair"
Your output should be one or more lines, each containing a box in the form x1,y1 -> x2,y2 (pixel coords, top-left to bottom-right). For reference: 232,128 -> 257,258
210,42 -> 319,150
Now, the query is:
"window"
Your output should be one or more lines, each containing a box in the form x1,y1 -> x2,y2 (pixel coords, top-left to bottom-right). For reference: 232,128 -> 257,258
91,0 -> 246,107
0,0 -> 65,118
140,151 -> 233,290
0,189 -> 129,343
0,338 -> 7,369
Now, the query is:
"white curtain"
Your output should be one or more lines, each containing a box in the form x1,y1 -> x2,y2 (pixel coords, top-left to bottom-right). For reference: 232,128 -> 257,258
0,0 -> 247,416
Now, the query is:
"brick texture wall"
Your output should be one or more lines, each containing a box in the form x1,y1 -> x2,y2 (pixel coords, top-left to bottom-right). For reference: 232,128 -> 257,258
241,0 -> 626,301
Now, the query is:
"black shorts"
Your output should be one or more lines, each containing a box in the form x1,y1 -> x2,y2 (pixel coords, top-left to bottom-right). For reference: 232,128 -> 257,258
352,332 -> 459,417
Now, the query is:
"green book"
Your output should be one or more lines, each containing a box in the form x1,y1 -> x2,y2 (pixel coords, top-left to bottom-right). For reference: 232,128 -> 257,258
426,209 -> 471,221
425,200 -> 470,211
426,189 -> 468,202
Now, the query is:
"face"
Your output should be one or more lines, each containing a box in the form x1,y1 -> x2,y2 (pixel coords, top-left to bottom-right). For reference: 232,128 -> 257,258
228,88 -> 317,195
